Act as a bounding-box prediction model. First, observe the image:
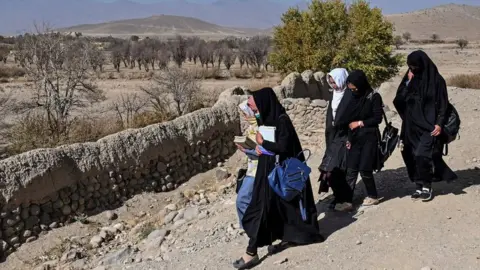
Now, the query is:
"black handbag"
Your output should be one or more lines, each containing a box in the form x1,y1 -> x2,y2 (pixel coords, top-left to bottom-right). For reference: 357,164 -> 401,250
377,108 -> 399,172
235,168 -> 247,194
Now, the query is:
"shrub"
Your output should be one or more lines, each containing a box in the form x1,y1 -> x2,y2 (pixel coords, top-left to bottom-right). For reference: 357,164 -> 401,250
457,39 -> 468,50
394,35 -> 404,49
269,0 -> 401,87
402,32 -> 412,42
0,66 -> 26,78
234,68 -> 252,79
447,74 -> 480,89
431,33 -> 440,42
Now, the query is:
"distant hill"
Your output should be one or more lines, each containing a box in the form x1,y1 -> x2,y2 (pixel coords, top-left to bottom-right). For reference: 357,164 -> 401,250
386,4 -> 480,40
0,0 -> 306,35
60,15 -> 266,38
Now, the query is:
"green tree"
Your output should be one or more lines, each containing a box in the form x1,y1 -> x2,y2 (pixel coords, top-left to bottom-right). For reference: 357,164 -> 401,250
269,0 -> 402,87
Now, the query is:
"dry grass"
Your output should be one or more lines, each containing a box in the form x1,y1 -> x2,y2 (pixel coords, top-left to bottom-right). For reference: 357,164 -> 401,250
447,74 -> 480,89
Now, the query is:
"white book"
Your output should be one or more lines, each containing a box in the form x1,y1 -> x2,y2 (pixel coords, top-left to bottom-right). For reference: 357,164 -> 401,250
258,126 -> 276,143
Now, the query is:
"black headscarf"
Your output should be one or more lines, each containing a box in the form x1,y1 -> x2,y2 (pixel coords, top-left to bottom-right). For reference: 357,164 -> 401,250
405,50 -> 441,100
346,70 -> 373,120
252,87 -> 286,126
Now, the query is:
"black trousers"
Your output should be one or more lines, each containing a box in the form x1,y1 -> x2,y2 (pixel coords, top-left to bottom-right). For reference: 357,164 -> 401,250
346,169 -> 378,199
328,169 -> 353,203
246,238 -> 257,255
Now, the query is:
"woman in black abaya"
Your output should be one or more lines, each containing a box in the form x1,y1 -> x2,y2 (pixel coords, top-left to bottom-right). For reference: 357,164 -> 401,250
393,50 -> 457,202
234,88 -> 322,269
341,70 -> 383,210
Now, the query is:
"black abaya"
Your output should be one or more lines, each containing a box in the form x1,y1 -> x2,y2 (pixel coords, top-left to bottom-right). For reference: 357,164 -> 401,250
241,88 -> 321,250
319,89 -> 353,202
393,50 -> 457,184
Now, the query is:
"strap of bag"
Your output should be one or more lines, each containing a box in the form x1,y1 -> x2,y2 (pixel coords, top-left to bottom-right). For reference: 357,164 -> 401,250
299,199 -> 307,221
297,149 -> 312,163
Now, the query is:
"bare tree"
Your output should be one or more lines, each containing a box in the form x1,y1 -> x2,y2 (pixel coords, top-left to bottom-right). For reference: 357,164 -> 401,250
112,93 -> 148,129
18,26 -> 105,142
0,46 -> 8,63
141,67 -> 200,116
111,49 -> 123,72
169,35 -> 187,67
222,48 -> 236,70
246,36 -> 271,69
157,49 -> 170,70
88,43 -> 105,72
457,39 -> 468,50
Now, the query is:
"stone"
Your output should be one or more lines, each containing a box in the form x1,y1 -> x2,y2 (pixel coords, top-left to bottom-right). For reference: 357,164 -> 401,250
173,219 -> 186,228
421,267 -> 432,270
60,249 -> 83,262
165,204 -> 177,212
23,230 -> 33,238
216,168 -> 229,181
0,240 -> 8,252
26,236 -> 38,243
113,223 -> 125,231
62,205 -> 72,215
184,207 -> 200,222
25,216 -> 40,229
90,235 -> 103,248
105,211 -> 117,221
164,211 -> 177,224
21,208 -> 30,220
356,240 -> 362,245
147,229 -> 169,241
157,162 -> 167,172
30,204 -> 41,216
101,246 -> 134,265
53,199 -> 64,209
311,99 -> 328,108
49,222 -> 58,229
8,236 -> 19,245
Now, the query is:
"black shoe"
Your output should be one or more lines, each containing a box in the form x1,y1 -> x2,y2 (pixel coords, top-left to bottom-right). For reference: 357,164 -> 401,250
233,255 -> 260,269
267,241 -> 296,255
419,188 -> 434,202
411,190 -> 422,200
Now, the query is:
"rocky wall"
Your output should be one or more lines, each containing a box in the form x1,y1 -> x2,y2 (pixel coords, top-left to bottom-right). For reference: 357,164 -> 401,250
0,87 -> 249,256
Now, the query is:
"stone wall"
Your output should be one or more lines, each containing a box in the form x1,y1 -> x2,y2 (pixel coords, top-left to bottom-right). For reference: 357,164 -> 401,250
0,78 -> 331,256
282,98 -> 328,152
0,87 -> 248,255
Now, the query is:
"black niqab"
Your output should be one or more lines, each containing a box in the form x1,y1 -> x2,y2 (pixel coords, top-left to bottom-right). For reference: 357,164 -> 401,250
252,87 -> 286,126
345,70 -> 374,121
405,50 -> 441,103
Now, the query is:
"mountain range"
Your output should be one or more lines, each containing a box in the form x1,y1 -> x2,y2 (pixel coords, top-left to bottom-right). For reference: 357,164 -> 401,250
0,0 -> 307,35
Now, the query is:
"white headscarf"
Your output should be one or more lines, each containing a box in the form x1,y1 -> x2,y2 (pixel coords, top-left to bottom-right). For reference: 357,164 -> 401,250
327,68 -> 349,120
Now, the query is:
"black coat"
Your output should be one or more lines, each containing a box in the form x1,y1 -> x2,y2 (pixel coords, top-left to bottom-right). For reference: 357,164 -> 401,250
319,89 -> 353,172
242,88 -> 321,248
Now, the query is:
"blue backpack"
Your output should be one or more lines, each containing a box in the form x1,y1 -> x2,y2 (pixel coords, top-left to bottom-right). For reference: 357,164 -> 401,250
268,150 -> 312,221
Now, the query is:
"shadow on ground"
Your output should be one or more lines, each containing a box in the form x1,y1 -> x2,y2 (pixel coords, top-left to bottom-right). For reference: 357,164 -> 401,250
314,166 -> 480,239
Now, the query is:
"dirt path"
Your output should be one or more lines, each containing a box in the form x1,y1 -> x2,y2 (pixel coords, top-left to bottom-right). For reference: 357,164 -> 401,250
3,87 -> 480,270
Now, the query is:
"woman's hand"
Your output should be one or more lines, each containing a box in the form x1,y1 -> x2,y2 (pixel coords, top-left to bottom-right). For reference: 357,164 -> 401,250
255,145 -> 263,156
431,125 -> 442,136
346,141 -> 351,150
349,121 -> 363,130
236,143 -> 245,153
256,132 -> 264,145
408,70 -> 414,81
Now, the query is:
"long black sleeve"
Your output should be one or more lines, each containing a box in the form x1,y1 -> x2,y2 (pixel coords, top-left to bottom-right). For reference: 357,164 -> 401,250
393,81 -> 408,121
261,116 -> 290,154
362,93 -> 383,127
435,78 -> 449,126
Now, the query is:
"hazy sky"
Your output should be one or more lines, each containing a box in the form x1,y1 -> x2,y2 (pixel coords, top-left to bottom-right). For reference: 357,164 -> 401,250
99,0 -> 480,14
